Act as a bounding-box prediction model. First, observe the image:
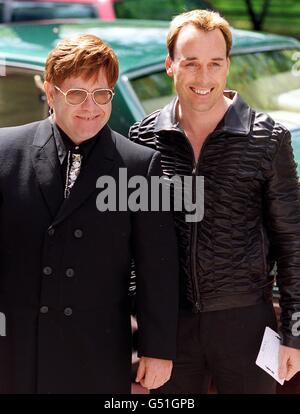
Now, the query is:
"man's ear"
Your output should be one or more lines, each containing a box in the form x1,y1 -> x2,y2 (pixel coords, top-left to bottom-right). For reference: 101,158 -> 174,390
43,81 -> 55,108
165,55 -> 174,77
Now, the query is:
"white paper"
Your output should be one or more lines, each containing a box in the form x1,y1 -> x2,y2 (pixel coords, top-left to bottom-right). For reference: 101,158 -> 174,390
255,326 -> 285,385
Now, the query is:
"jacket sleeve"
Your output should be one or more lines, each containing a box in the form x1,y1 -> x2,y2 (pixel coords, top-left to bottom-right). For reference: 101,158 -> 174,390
265,126 -> 300,348
131,150 -> 179,360
128,121 -> 140,143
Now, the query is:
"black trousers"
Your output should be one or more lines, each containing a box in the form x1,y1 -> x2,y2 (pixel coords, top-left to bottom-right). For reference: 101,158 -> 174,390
153,301 -> 277,394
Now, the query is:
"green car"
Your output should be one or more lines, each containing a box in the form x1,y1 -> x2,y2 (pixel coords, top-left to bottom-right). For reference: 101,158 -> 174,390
1,19 -> 300,139
1,18 -> 300,175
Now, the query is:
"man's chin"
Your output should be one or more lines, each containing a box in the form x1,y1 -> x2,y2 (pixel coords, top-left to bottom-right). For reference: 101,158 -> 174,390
77,125 -> 105,142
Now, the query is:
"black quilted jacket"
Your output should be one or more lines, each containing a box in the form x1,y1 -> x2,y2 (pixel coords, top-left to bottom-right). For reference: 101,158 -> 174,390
129,91 -> 300,348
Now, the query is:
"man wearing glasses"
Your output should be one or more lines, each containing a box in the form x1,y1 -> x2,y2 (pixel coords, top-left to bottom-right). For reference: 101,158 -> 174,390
0,34 -> 179,394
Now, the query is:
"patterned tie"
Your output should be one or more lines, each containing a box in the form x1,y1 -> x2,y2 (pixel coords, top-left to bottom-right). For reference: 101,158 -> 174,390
64,147 -> 82,199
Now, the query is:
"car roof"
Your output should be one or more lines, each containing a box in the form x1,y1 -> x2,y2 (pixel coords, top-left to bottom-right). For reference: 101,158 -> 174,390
1,19 -> 300,74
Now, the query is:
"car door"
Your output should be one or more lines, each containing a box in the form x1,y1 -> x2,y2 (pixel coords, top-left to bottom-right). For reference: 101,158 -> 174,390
0,66 -> 48,127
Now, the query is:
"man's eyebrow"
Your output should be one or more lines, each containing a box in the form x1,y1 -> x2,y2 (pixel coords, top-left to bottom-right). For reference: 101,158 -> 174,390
182,57 -> 197,61
182,57 -> 225,61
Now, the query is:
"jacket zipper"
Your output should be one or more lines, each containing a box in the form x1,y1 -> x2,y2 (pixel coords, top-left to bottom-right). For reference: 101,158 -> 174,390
181,130 -> 216,313
260,226 -> 267,275
191,161 -> 201,312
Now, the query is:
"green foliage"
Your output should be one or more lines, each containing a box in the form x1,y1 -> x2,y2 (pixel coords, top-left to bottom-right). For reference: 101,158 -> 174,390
211,0 -> 300,37
114,0 -> 213,20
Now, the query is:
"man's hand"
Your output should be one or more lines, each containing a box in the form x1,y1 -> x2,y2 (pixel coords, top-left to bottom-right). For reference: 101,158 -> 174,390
278,345 -> 300,381
135,357 -> 173,389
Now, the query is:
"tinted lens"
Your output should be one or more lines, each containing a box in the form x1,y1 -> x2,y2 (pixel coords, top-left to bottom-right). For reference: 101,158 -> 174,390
66,89 -> 87,105
94,89 -> 113,105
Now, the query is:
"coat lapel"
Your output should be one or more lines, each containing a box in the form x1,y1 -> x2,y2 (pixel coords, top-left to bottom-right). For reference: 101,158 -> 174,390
31,118 -> 64,218
52,125 -> 115,227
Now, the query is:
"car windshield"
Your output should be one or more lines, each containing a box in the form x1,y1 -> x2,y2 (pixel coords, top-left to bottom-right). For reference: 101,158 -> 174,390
0,2 -> 97,22
129,48 -> 300,124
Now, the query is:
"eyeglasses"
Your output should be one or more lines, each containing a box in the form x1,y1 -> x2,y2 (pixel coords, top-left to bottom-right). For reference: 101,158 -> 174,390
54,85 -> 115,106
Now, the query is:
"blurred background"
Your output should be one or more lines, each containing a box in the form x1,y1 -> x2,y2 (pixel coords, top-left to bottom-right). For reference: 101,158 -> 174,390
1,0 -> 300,38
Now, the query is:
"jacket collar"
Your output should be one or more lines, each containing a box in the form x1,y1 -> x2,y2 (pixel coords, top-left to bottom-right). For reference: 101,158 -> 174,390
154,90 -> 253,136
51,123 -> 115,227
31,118 -> 64,218
31,118 -> 115,224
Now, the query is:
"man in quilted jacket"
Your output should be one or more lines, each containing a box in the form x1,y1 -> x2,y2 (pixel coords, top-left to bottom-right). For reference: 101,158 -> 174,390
129,9 -> 300,393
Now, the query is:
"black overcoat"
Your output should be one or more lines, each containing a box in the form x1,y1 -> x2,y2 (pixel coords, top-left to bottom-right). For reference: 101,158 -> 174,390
0,119 -> 178,393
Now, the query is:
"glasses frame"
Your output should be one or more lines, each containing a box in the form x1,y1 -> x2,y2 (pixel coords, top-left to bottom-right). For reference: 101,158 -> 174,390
54,85 -> 115,106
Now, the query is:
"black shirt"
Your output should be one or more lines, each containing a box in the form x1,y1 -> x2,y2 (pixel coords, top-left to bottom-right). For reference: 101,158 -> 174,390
51,122 -> 100,190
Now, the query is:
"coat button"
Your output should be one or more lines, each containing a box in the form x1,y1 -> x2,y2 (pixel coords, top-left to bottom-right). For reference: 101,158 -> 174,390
48,227 -> 55,236
64,307 -> 73,316
65,268 -> 75,278
40,306 -> 49,314
74,229 -> 83,239
43,266 -> 53,276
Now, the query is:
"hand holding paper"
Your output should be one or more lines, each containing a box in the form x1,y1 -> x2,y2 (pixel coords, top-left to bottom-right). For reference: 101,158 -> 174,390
256,327 -> 284,385
278,344 -> 300,381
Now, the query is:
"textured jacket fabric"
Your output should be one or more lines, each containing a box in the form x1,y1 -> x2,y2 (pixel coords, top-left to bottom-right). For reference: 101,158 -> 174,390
129,91 -> 300,348
0,118 -> 179,393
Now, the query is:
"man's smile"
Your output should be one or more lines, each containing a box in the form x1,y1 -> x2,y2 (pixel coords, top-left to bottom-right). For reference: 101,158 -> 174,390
76,114 -> 101,121
190,87 -> 213,96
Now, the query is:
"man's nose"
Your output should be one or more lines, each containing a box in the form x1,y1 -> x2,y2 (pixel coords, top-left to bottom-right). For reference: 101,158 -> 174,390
196,66 -> 210,84
81,93 -> 97,109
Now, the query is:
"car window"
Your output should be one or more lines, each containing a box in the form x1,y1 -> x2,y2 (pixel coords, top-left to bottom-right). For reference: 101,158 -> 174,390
0,67 -> 48,127
291,129 -> 300,176
11,2 -> 97,21
129,48 -> 300,119
114,0 -> 211,20
227,49 -> 300,114
130,70 -> 174,114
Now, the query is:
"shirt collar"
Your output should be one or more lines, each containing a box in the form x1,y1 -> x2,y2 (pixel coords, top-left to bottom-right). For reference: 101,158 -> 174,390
51,121 -> 100,165
154,90 -> 253,136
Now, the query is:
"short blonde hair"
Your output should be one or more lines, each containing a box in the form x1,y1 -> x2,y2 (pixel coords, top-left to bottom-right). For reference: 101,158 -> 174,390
44,34 -> 119,88
167,9 -> 232,59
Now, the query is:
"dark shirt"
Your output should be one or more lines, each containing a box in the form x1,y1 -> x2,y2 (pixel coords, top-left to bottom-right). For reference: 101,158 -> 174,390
51,121 -> 99,190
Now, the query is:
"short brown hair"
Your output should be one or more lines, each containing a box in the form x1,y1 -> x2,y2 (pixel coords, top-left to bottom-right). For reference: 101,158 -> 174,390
167,9 -> 232,59
44,34 -> 119,88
